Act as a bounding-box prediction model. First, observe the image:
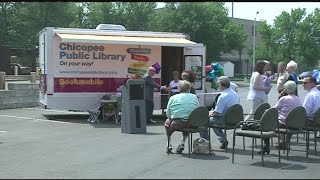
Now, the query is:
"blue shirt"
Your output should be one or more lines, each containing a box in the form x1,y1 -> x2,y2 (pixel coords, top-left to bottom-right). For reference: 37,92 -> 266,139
166,92 -> 200,120
214,87 -> 240,116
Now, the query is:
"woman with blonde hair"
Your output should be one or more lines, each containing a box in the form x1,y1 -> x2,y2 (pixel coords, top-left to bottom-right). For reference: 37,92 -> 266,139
181,70 -> 196,94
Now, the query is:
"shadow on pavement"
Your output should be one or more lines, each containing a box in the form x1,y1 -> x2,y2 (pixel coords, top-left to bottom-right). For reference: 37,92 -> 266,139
42,114 -> 122,128
249,161 -> 307,170
279,155 -> 320,164
180,153 -> 229,160
42,114 -> 89,124
134,132 -> 164,135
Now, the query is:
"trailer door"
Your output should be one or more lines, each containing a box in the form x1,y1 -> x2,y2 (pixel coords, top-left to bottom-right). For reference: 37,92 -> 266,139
183,45 -> 206,106
39,33 -> 47,107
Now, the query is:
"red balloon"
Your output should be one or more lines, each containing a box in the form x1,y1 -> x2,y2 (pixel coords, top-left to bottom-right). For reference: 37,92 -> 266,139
205,65 -> 212,73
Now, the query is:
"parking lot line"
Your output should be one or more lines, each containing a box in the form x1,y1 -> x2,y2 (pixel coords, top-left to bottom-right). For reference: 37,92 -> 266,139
26,107 -> 88,114
0,114 -> 73,124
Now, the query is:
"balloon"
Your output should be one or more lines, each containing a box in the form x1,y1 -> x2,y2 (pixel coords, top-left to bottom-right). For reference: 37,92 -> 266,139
206,65 -> 212,73
152,62 -> 161,74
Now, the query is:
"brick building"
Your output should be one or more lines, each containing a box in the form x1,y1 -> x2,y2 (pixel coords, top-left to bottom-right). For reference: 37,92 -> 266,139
220,17 -> 262,77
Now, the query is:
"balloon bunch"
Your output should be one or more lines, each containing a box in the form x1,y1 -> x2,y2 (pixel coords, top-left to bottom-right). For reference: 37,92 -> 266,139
205,63 -> 225,90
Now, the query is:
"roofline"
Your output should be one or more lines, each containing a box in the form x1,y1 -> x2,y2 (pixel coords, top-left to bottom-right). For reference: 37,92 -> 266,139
40,27 -> 189,39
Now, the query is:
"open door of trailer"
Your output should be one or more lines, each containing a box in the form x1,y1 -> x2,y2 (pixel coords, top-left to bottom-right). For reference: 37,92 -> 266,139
183,46 -> 206,106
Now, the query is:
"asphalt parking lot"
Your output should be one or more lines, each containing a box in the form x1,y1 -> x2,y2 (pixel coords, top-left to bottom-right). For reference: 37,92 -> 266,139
0,84 -> 319,179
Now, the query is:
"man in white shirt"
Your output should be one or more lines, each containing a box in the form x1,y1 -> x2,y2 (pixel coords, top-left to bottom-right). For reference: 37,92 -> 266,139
276,62 -> 289,94
302,75 -> 320,137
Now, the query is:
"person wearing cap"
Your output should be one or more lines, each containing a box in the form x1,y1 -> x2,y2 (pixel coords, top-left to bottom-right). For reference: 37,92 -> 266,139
200,76 -> 240,149
143,67 -> 168,124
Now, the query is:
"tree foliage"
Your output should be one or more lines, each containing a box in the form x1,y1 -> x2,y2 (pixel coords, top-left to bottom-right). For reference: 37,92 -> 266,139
86,2 -> 156,30
0,2 -> 251,67
256,8 -> 320,69
148,2 -> 247,62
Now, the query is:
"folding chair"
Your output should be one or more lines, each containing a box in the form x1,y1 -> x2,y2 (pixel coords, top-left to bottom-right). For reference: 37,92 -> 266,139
242,103 -> 271,149
275,106 -> 307,160
208,104 -> 244,152
114,96 -> 122,124
87,100 -> 103,124
303,108 -> 320,157
166,106 -> 210,158
232,108 -> 279,167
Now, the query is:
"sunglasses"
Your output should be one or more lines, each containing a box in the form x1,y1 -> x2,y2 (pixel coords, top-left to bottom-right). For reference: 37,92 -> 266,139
303,82 -> 310,84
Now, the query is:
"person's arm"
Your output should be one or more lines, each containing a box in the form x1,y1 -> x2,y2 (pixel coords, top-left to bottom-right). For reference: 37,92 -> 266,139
267,75 -> 274,82
166,97 -> 173,118
272,97 -> 283,111
211,95 -> 225,116
145,76 -> 166,91
303,94 -> 313,118
253,73 -> 270,92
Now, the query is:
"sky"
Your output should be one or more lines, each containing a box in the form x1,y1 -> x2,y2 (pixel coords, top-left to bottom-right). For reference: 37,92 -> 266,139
156,2 -> 320,25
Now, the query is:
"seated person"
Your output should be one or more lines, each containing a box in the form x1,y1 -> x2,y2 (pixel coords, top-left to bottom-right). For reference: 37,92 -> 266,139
181,70 -> 196,94
260,81 -> 301,153
200,76 -> 240,149
302,75 -> 320,137
164,80 -> 200,154
168,71 -> 180,96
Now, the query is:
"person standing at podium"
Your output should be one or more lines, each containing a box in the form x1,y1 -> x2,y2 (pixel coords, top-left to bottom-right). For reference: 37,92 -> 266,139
143,67 -> 167,124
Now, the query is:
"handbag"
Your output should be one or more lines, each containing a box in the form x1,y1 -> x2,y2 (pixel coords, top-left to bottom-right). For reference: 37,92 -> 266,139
192,138 -> 213,154
242,121 -> 261,130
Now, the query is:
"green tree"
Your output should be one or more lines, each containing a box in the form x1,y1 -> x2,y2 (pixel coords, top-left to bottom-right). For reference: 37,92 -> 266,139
86,2 -> 156,30
6,2 -> 78,68
0,2 -> 19,46
86,2 -> 115,28
148,2 -> 247,62
256,8 -> 320,69
70,2 -> 91,28
10,2 -> 77,48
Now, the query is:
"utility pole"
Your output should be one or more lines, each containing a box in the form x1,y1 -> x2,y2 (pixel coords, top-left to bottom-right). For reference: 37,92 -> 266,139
252,11 -> 259,70
231,2 -> 234,18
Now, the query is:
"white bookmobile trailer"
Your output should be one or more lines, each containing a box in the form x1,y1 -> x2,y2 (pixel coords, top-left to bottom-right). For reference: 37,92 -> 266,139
38,24 -> 219,111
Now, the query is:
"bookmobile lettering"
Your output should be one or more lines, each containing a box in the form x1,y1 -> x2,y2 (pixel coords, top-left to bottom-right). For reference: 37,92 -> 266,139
59,43 -> 126,67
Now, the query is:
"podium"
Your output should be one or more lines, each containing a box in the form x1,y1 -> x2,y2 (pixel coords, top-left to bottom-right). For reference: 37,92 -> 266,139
121,79 -> 147,133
